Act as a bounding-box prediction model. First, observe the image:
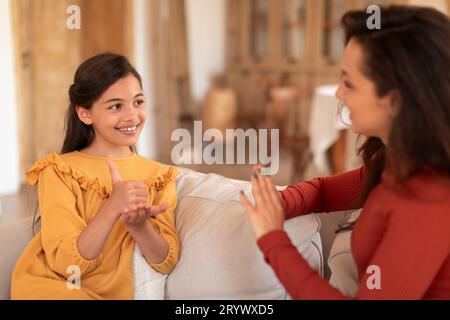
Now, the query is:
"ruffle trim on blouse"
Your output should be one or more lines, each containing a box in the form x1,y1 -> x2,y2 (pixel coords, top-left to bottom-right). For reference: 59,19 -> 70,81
26,153 -> 178,199
146,166 -> 178,192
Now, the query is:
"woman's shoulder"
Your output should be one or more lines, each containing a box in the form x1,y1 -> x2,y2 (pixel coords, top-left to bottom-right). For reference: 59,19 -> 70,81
384,169 -> 450,216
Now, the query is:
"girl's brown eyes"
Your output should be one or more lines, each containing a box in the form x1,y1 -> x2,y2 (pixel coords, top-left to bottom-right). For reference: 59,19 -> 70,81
109,104 -> 121,110
108,100 -> 144,110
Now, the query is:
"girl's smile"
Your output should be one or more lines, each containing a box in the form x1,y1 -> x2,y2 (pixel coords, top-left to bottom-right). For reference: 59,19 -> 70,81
116,123 -> 141,136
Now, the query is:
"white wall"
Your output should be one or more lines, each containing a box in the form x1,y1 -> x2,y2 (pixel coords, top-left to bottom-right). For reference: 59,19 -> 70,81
185,0 -> 226,104
134,0 -> 226,158
134,0 -> 156,158
0,0 -> 20,196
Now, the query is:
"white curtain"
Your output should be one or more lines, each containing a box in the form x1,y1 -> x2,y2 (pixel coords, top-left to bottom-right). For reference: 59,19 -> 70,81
0,0 -> 20,196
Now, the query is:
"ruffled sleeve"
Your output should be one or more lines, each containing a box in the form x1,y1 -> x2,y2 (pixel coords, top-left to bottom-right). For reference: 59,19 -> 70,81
26,153 -> 103,278
146,166 -> 181,274
26,153 -> 111,199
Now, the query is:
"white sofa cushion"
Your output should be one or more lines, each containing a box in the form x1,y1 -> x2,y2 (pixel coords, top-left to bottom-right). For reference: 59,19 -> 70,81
165,167 -> 323,299
328,209 -> 361,297
0,167 -> 323,300
133,244 -> 167,300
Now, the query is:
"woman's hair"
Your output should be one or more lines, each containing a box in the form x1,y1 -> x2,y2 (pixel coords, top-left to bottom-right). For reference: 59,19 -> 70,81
61,52 -> 142,154
337,5 -> 450,232
33,53 -> 142,233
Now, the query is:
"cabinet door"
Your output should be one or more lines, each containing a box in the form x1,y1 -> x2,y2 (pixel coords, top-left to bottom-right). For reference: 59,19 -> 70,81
283,0 -> 308,63
322,0 -> 348,64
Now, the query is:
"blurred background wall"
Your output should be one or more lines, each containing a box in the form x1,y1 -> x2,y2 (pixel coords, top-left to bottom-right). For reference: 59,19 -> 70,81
1,0 -> 449,197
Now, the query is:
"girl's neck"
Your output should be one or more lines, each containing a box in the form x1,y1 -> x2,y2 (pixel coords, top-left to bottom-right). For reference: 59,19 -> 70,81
80,143 -> 133,159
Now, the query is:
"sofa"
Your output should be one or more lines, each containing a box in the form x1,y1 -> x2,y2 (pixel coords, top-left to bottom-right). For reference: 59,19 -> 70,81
0,166 -> 355,299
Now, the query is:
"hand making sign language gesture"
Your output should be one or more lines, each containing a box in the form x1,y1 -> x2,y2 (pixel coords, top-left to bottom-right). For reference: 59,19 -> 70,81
239,165 -> 285,239
77,160 -> 170,262
107,160 -> 169,229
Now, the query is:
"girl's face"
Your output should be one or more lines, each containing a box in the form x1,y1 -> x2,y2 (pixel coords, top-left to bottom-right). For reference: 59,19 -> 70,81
335,39 -> 397,144
77,74 -> 146,153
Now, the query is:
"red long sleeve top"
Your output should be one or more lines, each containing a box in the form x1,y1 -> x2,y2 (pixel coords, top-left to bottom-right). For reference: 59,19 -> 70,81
257,166 -> 450,299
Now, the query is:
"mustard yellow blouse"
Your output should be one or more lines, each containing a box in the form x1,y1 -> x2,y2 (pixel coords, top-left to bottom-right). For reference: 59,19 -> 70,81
11,151 -> 180,300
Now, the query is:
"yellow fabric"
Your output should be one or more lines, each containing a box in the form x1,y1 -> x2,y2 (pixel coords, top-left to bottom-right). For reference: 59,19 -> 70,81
11,151 -> 180,300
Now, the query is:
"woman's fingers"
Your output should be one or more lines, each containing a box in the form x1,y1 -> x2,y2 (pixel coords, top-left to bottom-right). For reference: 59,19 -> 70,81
239,191 -> 256,215
250,175 -> 265,207
256,173 -> 274,208
262,175 -> 282,211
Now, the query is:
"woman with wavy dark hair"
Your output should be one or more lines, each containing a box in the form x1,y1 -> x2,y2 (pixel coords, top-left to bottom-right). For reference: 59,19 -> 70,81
240,5 -> 450,299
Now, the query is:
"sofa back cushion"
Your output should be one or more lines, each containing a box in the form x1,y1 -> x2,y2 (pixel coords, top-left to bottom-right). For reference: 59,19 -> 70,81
0,216 -> 34,299
166,167 -> 322,299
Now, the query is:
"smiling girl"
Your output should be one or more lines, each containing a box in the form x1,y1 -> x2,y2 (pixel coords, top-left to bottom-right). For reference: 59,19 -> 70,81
11,53 -> 180,299
241,5 -> 450,299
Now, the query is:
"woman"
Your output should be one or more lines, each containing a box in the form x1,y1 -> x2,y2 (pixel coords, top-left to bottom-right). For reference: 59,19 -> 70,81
240,5 -> 450,299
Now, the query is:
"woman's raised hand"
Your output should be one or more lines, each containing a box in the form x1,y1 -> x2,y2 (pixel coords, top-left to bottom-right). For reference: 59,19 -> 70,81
239,165 -> 285,239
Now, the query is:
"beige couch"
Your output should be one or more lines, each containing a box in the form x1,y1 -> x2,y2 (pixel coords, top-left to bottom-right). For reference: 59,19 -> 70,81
0,167 -> 352,300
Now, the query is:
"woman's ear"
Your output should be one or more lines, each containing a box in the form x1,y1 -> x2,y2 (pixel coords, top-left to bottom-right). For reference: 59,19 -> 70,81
76,106 -> 93,125
380,90 -> 401,118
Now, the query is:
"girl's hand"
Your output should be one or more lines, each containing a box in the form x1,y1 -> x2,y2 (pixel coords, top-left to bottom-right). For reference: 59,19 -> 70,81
239,165 -> 285,239
120,203 -> 169,230
104,160 -> 149,217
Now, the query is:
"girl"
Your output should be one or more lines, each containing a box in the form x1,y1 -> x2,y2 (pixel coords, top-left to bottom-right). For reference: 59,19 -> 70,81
11,53 -> 180,299
240,5 -> 450,299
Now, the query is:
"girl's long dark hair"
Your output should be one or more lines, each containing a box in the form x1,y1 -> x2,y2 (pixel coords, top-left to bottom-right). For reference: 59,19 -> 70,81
33,53 -> 143,233
337,5 -> 450,232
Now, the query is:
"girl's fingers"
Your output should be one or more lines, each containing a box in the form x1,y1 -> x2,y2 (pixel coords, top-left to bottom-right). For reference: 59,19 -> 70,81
138,208 -> 147,221
134,196 -> 148,205
134,190 -> 149,198
145,204 -> 168,218
129,181 -> 148,190
122,202 -> 169,225
159,203 -> 169,211
121,211 -> 130,224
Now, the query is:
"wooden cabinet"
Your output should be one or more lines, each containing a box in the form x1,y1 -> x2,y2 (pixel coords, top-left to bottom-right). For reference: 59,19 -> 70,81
225,0 -> 404,132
